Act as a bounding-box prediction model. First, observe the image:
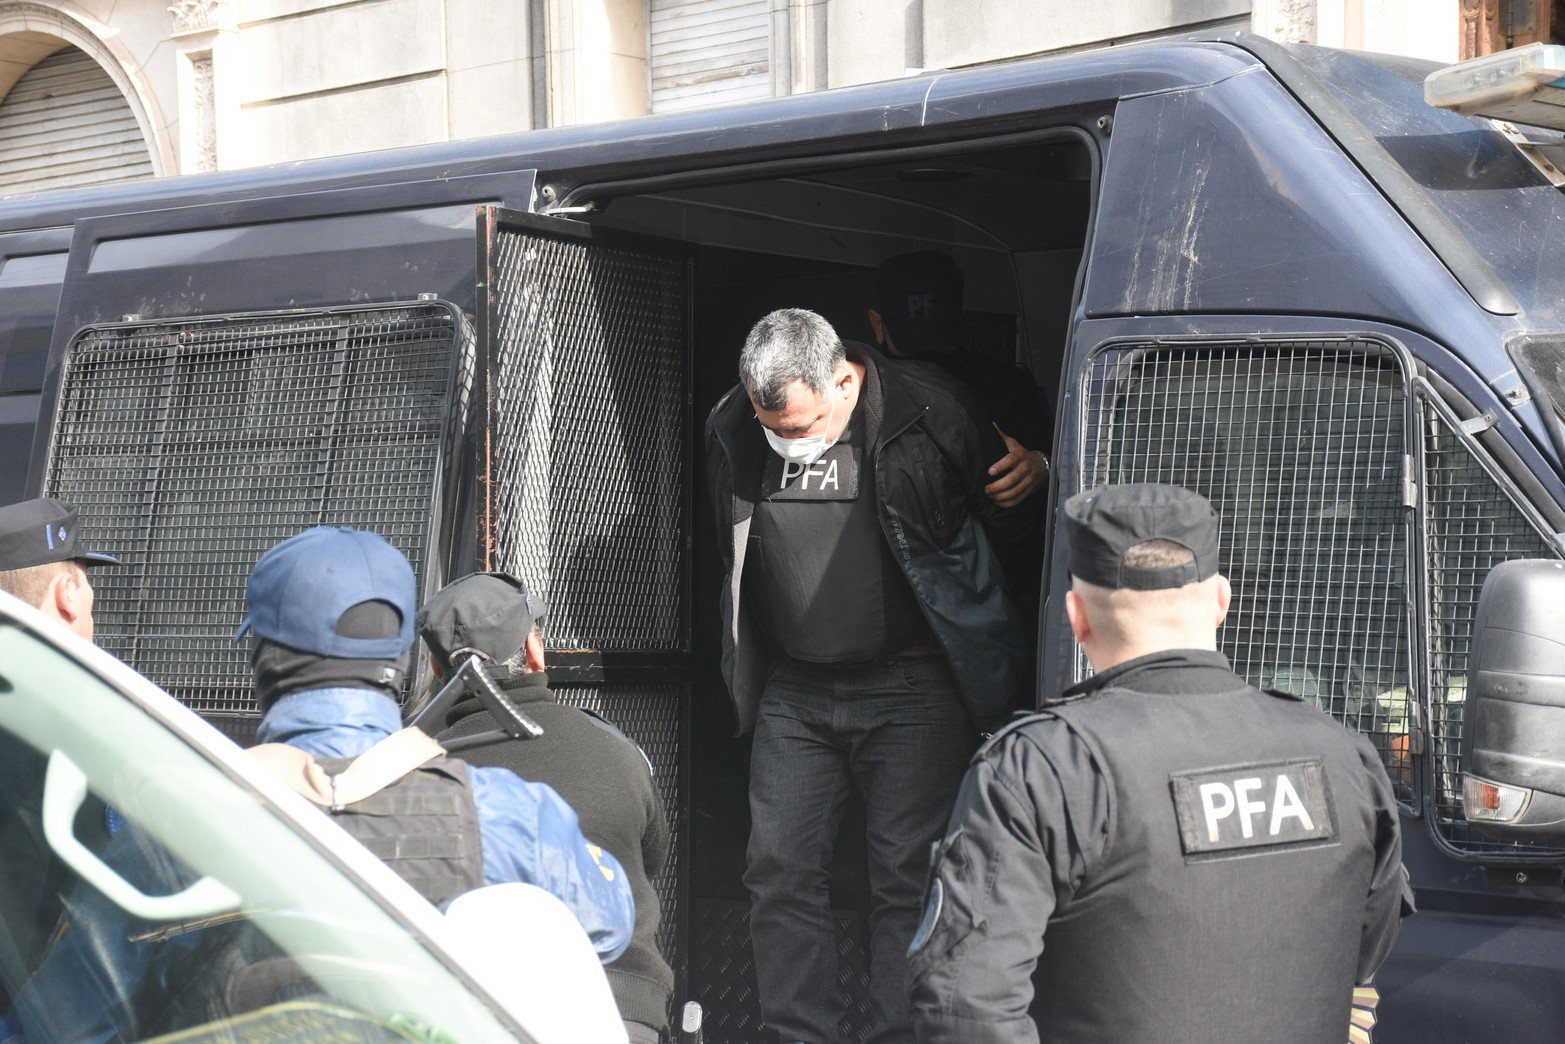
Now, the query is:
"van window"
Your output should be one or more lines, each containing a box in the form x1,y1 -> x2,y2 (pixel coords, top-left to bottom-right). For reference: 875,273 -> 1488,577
41,302 -> 472,726
1082,338 -> 1417,803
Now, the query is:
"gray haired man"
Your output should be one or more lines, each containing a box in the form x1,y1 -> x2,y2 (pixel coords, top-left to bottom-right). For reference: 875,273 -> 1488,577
704,308 -> 1038,1042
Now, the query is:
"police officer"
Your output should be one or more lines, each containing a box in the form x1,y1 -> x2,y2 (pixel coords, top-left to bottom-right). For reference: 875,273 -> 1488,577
0,497 -> 118,641
866,251 -> 1054,510
0,498 -> 118,986
239,527 -> 635,960
908,483 -> 1412,1043
418,572 -> 674,1043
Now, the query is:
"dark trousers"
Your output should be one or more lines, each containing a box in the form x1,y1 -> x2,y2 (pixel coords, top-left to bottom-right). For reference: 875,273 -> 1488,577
745,656 -> 978,1044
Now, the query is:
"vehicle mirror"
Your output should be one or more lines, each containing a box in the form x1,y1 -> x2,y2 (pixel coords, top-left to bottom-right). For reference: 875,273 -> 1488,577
1461,559 -> 1565,839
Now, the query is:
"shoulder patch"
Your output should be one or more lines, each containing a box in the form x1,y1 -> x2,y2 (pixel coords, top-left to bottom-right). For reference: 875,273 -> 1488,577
974,709 -> 1059,759
1169,758 -> 1337,859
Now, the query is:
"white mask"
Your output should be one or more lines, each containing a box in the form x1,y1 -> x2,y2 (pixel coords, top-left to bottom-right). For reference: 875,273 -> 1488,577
762,392 -> 841,466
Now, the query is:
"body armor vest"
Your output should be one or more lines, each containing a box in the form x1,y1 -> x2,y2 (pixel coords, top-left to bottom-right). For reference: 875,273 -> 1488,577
314,753 -> 483,907
1030,682 -> 1384,1043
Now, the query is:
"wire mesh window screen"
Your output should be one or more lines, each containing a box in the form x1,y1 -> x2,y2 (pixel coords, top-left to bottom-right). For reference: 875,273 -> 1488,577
1081,342 -> 1415,800
45,304 -> 469,717
1422,403 -> 1565,855
488,226 -> 688,651
555,680 -> 685,977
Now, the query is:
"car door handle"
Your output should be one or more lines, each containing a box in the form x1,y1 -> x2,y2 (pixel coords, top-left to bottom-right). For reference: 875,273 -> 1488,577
42,749 -> 241,922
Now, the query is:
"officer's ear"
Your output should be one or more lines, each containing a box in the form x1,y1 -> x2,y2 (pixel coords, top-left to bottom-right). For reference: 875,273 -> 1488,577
867,309 -> 888,348
1212,574 -> 1232,628
1065,587 -> 1092,645
524,629 -> 546,673
51,563 -> 91,639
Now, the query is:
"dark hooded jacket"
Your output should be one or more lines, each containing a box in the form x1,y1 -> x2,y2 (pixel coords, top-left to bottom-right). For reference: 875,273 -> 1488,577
705,343 -> 1039,734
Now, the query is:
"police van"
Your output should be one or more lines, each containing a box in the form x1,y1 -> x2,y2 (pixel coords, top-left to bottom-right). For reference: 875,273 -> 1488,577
2,28 -> 1564,1040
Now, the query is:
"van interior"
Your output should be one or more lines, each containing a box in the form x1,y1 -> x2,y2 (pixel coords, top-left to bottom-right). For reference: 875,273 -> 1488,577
579,132 -> 1095,1031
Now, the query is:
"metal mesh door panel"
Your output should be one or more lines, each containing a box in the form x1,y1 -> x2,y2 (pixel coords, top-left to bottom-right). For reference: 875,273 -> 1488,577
487,226 -> 689,651
555,680 -> 686,979
1422,398 -> 1565,855
1081,341 -> 1415,801
45,304 -> 469,717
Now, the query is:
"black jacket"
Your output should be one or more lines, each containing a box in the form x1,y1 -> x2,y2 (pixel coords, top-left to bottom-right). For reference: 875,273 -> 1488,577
436,672 -> 673,1030
908,650 -> 1412,1043
706,344 -> 1039,733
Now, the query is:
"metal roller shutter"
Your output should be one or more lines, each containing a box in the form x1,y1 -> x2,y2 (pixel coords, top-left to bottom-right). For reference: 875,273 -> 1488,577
0,47 -> 155,196
651,0 -> 771,114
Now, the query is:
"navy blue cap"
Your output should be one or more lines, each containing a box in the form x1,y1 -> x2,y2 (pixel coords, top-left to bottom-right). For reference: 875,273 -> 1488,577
236,526 -> 415,659
874,250 -> 965,357
417,571 -> 546,672
0,498 -> 118,570
1064,483 -> 1220,591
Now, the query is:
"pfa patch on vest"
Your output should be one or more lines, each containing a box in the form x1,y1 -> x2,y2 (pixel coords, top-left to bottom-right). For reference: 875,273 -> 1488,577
762,442 -> 859,501
1170,758 -> 1336,858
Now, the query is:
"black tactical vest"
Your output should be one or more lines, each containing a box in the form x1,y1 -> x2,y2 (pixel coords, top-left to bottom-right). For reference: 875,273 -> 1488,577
314,754 -> 484,907
1031,682 -> 1384,1043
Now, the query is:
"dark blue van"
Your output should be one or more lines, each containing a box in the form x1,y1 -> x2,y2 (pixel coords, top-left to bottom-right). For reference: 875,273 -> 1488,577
2,30 -> 1562,1040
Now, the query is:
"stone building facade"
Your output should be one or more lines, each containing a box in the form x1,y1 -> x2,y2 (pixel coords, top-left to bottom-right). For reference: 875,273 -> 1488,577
0,0 -> 1554,194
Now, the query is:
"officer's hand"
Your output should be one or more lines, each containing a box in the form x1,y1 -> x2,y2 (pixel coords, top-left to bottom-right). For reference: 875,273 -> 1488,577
985,425 -> 1048,508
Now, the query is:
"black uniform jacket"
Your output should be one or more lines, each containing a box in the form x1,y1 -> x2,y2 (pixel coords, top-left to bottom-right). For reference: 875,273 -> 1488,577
705,343 -> 1040,734
436,672 -> 674,1030
908,650 -> 1413,1044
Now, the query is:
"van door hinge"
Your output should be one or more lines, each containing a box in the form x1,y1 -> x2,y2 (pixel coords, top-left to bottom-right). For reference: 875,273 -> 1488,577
1459,411 -> 1498,435
1400,454 -> 1418,508
1405,701 -> 1426,756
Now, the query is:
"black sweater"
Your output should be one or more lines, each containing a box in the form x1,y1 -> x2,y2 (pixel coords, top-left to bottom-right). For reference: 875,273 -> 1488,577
436,671 -> 673,1029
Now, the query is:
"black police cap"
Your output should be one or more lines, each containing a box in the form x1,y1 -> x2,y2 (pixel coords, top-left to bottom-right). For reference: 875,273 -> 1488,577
417,571 -> 546,672
0,498 -> 118,572
1064,483 -> 1219,591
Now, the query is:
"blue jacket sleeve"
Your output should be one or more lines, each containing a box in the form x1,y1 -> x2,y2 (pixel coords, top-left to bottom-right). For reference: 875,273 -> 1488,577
467,766 -> 636,963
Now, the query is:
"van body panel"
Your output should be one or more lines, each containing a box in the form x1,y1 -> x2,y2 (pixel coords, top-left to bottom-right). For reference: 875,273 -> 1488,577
5,38 -> 1565,1039
1085,68 -> 1524,381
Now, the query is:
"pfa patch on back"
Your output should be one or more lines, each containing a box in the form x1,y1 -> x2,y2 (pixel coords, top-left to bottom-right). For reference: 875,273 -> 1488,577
1170,758 -> 1336,858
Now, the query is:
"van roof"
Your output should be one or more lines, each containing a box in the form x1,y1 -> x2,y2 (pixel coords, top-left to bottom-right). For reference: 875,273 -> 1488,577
0,37 -> 1268,231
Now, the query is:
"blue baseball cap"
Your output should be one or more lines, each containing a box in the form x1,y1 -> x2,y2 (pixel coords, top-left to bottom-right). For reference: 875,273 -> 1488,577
235,526 -> 415,659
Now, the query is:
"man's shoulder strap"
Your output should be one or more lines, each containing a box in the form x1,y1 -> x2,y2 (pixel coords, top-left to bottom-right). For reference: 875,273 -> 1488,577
250,727 -> 448,810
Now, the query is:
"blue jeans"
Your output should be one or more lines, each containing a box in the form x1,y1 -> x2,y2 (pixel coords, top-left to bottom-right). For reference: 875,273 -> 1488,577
745,656 -> 978,1043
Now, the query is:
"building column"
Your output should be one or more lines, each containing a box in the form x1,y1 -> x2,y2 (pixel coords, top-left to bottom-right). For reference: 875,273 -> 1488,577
540,0 -> 648,126
169,0 -> 239,172
771,0 -> 827,96
1256,1 -> 1462,63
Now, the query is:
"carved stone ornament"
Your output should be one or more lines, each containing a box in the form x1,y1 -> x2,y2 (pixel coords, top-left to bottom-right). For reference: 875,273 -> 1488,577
191,50 -> 216,172
168,0 -> 223,34
1255,0 -> 1318,45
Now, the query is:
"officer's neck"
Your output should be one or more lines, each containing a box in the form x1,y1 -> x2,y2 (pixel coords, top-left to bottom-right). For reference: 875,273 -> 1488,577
1083,634 -> 1218,675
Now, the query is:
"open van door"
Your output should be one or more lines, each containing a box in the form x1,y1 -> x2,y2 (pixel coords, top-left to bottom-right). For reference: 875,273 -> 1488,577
473,204 -> 692,1009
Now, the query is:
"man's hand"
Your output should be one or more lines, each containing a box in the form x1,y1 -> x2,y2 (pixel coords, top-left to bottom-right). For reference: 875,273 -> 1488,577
985,425 -> 1048,508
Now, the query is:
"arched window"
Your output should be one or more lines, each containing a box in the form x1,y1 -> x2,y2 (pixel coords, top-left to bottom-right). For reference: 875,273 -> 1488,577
0,45 -> 155,196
